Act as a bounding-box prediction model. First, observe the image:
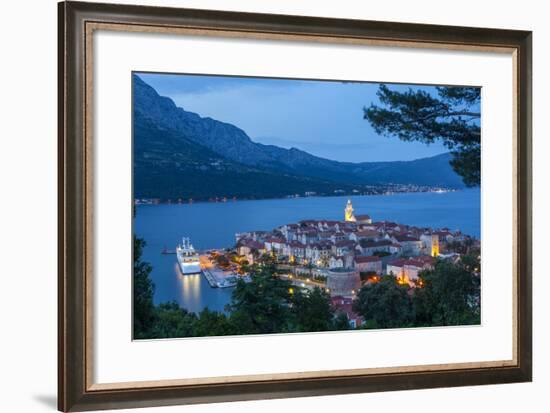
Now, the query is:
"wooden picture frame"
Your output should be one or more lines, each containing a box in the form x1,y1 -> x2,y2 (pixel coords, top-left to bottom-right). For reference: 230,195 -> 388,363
58,1 -> 532,411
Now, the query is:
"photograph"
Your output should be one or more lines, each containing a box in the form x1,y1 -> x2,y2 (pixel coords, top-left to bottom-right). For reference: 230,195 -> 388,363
51,2 -> 533,410
132,72 -> 482,340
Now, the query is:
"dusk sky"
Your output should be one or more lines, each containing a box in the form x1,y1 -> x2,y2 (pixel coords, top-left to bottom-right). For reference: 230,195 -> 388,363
137,72 -> 451,163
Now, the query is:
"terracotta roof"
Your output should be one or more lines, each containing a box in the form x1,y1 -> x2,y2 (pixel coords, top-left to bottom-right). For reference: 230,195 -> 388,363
388,256 -> 434,268
354,255 -> 381,263
415,255 -> 436,265
320,220 -> 340,225
387,259 -> 408,267
241,240 -> 264,250
383,221 -> 400,228
361,240 -> 392,248
394,234 -> 420,242
356,230 -> 379,238
334,240 -> 356,248
332,302 -> 363,322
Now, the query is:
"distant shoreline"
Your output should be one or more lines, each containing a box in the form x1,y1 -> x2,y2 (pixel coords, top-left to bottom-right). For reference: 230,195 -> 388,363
135,186 -> 464,207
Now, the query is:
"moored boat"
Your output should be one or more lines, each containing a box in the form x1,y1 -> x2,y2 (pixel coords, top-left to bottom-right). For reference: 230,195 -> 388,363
176,237 -> 201,275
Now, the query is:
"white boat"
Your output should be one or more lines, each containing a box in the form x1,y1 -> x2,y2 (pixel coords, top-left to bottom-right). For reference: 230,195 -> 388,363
176,237 -> 201,275
216,276 -> 241,288
217,278 -> 237,288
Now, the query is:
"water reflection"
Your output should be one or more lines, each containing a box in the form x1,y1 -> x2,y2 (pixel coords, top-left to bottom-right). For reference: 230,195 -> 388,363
177,263 -> 202,304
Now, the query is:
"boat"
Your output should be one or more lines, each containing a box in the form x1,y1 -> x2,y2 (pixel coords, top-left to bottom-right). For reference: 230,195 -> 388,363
216,276 -> 241,288
176,237 -> 202,275
217,277 -> 237,288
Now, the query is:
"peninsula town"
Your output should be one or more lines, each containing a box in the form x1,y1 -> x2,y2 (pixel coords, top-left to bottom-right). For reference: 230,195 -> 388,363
200,199 -> 480,328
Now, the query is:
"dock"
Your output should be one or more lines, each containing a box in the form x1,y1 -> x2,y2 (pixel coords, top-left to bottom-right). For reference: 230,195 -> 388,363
202,268 -> 219,288
198,254 -> 242,288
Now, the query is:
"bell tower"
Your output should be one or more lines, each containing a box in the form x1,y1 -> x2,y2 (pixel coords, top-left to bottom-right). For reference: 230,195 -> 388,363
344,199 -> 356,222
431,234 -> 440,257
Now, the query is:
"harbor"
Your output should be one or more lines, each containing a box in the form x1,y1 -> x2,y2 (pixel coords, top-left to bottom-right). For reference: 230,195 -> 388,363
173,238 -> 246,289
198,254 -> 243,288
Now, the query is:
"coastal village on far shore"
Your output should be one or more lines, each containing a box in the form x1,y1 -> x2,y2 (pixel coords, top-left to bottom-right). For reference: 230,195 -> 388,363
134,183 -> 456,205
189,199 -> 479,329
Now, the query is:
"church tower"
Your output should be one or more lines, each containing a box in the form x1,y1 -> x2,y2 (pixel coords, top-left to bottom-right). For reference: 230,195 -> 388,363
431,234 -> 440,257
344,199 -> 356,222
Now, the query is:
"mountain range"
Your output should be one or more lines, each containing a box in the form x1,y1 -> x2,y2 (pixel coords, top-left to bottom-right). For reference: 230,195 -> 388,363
133,74 -> 465,200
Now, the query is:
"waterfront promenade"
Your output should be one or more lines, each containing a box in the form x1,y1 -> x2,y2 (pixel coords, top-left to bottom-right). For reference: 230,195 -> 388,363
199,254 -> 240,288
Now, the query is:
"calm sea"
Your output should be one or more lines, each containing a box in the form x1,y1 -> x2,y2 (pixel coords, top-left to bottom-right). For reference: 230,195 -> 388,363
134,188 -> 480,313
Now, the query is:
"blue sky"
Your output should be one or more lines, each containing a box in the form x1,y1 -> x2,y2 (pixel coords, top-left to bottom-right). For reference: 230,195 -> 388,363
138,72 -> 453,163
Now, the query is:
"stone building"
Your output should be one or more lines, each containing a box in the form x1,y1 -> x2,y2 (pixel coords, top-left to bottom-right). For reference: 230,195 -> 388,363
354,255 -> 382,274
326,267 -> 361,297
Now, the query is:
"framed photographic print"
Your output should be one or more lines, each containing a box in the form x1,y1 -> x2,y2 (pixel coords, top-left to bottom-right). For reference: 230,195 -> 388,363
58,1 -> 532,411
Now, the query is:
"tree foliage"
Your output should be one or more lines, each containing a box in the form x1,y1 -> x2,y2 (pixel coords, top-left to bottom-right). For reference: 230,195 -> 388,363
364,85 -> 481,186
352,275 -> 414,329
413,254 -> 481,326
133,236 -> 156,338
353,255 -> 481,329
148,302 -> 198,339
228,264 -> 294,334
290,287 -> 336,332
